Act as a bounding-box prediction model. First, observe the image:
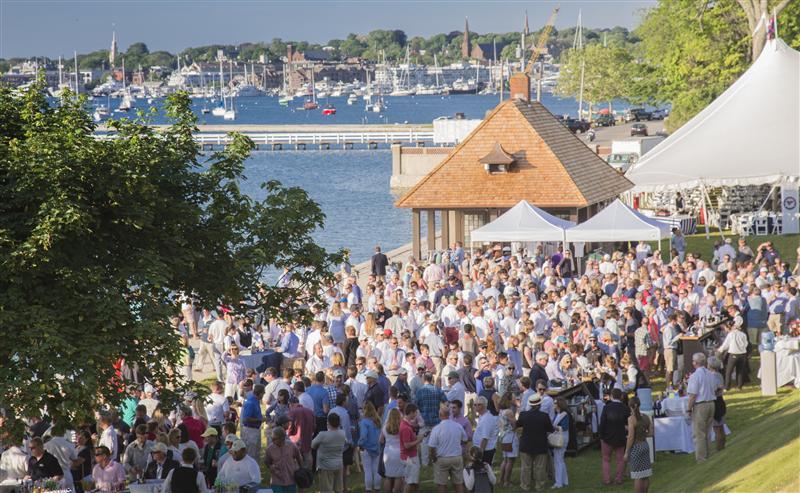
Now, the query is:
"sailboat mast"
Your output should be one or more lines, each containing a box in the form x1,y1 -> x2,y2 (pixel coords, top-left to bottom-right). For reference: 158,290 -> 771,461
73,51 -> 79,93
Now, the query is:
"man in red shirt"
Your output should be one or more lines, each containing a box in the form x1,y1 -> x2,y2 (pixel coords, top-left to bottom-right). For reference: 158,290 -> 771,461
179,406 -> 207,449
399,403 -> 425,493
287,396 -> 315,469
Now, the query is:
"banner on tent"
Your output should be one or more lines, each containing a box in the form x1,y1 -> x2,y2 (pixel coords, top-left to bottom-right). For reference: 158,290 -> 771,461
781,184 -> 799,234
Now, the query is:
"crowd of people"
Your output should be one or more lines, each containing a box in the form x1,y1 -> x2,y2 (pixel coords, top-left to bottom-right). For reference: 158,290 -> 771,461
1,237 -> 798,493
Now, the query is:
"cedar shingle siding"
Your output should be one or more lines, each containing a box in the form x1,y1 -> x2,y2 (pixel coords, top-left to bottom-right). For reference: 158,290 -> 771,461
395,99 -> 632,209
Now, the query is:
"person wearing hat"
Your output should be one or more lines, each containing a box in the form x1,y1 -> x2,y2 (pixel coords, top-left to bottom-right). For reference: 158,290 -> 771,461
265,427 -> 303,493
515,393 -> 554,491
200,427 -> 221,487
363,370 -> 385,416
144,442 -> 179,480
216,434 -> 238,472
217,439 -> 261,489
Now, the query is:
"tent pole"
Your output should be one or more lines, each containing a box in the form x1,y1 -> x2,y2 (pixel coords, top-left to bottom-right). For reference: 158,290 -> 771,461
757,184 -> 776,213
702,184 -> 725,240
700,183 -> 711,239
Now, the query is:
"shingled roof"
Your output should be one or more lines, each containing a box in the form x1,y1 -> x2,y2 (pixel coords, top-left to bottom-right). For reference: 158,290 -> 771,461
395,98 -> 633,209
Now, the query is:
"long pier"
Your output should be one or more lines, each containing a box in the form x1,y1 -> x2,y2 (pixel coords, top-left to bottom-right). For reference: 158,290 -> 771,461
95,124 -> 436,150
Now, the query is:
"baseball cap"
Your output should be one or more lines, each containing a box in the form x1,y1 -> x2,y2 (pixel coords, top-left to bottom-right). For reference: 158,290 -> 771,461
225,434 -> 238,444
230,440 -> 247,452
143,383 -> 155,394
384,329 -> 393,337
448,371 -> 459,380
201,428 -> 218,438
365,370 -> 378,379
397,367 -> 408,375
333,369 -> 344,377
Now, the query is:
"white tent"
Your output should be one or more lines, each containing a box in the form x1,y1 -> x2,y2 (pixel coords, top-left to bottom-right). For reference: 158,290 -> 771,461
625,38 -> 800,191
470,200 -> 575,243
565,199 -> 672,242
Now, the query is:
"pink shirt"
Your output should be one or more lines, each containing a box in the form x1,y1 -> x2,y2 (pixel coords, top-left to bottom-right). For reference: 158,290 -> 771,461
92,461 -> 125,490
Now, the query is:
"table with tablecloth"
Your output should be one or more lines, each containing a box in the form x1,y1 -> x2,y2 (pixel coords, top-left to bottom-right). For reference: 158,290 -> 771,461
640,211 -> 697,235
240,350 -> 283,371
759,337 -> 800,388
653,416 -> 730,453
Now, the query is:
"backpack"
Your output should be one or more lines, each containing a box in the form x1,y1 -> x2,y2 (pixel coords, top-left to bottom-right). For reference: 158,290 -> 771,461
468,463 -> 494,493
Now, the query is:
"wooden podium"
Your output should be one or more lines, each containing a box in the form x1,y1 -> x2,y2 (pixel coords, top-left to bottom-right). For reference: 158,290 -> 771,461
679,331 -> 716,370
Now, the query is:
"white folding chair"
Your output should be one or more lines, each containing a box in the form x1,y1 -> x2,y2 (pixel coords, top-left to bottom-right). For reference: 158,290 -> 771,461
754,216 -> 769,235
772,216 -> 783,235
738,215 -> 753,236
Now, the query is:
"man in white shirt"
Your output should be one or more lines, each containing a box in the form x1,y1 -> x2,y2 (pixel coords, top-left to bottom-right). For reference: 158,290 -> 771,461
305,343 -> 331,374
0,443 -> 28,483
428,406 -> 468,493
216,440 -> 261,487
96,414 -> 118,461
205,381 -> 230,428
43,426 -> 77,487
471,396 -> 500,465
717,308 -> 749,390
263,367 -> 293,405
445,371 -> 465,404
208,316 -> 229,381
686,353 -> 722,462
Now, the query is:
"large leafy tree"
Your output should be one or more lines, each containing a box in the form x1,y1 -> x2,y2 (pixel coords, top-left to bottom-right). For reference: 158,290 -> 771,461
634,0 -> 751,130
0,79 -> 341,439
555,44 -> 634,116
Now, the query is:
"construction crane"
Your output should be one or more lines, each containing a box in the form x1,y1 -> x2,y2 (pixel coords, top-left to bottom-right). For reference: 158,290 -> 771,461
524,7 -> 559,101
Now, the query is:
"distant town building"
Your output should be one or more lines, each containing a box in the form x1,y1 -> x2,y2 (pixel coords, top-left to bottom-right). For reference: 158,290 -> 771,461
461,18 -> 470,59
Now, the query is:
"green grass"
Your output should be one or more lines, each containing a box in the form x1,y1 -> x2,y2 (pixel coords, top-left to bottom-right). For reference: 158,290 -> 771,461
251,362 -> 800,492
648,231 -> 799,263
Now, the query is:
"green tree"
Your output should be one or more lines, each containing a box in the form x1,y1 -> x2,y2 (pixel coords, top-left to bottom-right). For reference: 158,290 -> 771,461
0,79 -> 341,440
339,34 -> 366,58
555,44 -> 634,116
735,0 -> 796,59
126,42 -> 150,57
634,0 -> 750,130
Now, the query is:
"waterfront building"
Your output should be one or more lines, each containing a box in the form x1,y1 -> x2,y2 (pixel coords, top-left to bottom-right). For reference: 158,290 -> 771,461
395,73 -> 632,258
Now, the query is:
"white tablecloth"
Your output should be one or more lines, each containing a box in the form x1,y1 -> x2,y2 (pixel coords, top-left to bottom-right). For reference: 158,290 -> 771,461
761,338 -> 800,388
641,211 -> 697,235
661,396 -> 689,416
654,417 -> 730,453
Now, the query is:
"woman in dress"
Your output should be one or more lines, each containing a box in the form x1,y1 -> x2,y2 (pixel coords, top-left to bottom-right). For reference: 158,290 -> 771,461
551,397 -> 570,489
497,393 -> 518,487
326,302 -> 348,348
624,396 -> 653,493
380,408 -> 404,493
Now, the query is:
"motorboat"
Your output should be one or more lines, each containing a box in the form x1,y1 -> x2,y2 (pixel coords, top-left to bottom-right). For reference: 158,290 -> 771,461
322,104 -> 336,116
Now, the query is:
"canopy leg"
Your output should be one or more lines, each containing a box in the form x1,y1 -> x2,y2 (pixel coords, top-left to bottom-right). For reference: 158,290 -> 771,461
700,183 -> 711,239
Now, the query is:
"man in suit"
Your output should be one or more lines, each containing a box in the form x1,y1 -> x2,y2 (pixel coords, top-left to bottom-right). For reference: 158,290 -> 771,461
371,246 -> 389,278
516,393 -> 554,491
528,351 -> 549,388
144,442 -> 179,480
598,388 -> 630,485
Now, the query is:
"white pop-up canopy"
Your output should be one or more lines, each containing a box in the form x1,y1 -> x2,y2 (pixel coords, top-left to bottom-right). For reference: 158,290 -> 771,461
470,200 -> 575,243
565,199 -> 672,242
626,38 -> 800,191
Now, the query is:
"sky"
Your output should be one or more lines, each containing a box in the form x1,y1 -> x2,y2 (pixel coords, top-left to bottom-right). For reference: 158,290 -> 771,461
0,0 -> 656,59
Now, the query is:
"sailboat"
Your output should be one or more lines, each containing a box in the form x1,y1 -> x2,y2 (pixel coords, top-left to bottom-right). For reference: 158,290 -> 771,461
115,59 -> 133,112
278,63 -> 293,106
302,67 -> 319,110
212,60 -> 227,116
223,61 -> 236,120
389,46 -> 415,96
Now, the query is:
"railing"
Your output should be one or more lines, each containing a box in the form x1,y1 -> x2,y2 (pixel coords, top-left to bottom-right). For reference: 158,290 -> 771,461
95,130 -> 436,146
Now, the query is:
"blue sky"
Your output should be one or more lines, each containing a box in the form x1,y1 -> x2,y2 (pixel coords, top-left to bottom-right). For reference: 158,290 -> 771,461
1,0 -> 656,58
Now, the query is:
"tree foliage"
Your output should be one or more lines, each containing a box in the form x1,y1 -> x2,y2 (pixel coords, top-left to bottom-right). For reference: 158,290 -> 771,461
555,44 -> 634,114
633,0 -> 750,130
0,78 -> 341,439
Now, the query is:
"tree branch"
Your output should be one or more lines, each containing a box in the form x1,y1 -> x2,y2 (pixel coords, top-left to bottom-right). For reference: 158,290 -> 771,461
773,0 -> 793,15
737,0 -> 758,27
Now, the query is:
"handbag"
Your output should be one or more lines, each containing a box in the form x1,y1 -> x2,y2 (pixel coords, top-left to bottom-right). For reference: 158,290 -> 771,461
501,441 -> 513,452
548,412 -> 567,448
293,467 -> 314,489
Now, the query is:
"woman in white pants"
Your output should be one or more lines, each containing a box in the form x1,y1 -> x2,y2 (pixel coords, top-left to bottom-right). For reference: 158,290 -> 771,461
358,403 -> 383,493
551,397 -> 571,489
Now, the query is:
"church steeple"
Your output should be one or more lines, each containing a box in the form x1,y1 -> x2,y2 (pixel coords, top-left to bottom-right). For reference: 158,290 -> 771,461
461,17 -> 471,59
109,30 -> 118,68
524,10 -> 530,36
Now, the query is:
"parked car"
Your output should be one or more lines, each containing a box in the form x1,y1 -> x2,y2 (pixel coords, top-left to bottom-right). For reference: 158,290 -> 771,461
630,123 -> 649,136
565,118 -> 591,133
624,108 -> 652,122
650,108 -> 669,120
593,114 -> 616,127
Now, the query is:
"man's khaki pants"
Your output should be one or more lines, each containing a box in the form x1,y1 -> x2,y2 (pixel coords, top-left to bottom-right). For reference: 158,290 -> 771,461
520,452 -> 549,491
692,401 -> 715,461
241,426 -> 262,461
768,313 -> 785,335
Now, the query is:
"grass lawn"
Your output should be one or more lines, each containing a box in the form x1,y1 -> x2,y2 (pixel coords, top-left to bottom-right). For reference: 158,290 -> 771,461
648,231 -> 799,262
251,359 -> 800,492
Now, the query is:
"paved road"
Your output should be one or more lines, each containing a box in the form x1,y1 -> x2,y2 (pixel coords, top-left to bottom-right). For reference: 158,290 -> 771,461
575,120 -> 667,149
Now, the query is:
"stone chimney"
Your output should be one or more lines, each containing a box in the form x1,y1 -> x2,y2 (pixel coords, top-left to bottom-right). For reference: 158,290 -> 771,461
509,72 -> 530,102
287,44 -> 293,62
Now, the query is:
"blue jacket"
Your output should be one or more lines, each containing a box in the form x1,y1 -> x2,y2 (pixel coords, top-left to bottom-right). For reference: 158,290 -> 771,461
358,418 -> 381,456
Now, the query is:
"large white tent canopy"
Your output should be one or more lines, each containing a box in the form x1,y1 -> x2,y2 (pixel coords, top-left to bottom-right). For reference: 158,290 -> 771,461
565,199 -> 672,242
470,200 -> 575,243
625,38 -> 800,192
